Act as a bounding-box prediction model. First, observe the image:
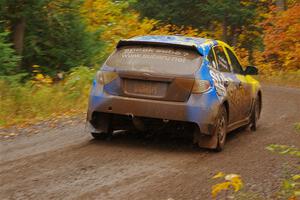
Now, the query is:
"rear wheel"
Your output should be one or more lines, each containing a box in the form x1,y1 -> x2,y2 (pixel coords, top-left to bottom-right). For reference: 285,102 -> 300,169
215,106 -> 228,151
196,106 -> 228,151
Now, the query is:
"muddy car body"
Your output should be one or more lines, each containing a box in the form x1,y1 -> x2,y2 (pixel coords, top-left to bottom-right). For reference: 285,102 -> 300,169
87,35 -> 262,151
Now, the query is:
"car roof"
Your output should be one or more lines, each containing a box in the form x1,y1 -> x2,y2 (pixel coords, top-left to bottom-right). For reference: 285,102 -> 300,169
117,35 -> 224,56
129,35 -> 217,49
118,35 -> 235,56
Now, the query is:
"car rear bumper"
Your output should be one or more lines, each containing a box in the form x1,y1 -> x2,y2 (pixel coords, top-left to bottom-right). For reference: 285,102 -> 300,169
87,84 -> 220,135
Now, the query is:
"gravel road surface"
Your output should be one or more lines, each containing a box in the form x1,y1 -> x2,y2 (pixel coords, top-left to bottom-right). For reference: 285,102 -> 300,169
1,85 -> 300,200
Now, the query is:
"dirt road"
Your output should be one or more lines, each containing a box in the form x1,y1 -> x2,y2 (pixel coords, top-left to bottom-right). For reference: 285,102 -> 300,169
1,85 -> 300,200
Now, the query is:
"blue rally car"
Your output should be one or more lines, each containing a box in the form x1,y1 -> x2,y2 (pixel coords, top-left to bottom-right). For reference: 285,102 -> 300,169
87,35 -> 262,151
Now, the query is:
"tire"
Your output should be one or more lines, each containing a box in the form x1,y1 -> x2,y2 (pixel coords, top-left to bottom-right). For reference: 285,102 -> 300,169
249,97 -> 261,131
215,106 -> 228,152
91,132 -> 110,140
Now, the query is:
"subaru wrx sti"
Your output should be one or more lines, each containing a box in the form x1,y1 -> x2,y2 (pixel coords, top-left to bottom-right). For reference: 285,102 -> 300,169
87,35 -> 262,151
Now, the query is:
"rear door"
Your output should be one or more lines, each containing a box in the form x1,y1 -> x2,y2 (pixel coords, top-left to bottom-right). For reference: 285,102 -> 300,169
103,44 -> 203,102
212,45 -> 241,124
225,47 -> 252,118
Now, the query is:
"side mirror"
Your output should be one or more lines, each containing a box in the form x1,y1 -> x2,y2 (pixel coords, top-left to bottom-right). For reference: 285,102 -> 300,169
244,66 -> 258,75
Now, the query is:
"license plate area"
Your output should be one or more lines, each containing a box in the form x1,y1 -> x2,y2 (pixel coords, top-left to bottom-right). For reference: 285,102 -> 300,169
123,79 -> 168,98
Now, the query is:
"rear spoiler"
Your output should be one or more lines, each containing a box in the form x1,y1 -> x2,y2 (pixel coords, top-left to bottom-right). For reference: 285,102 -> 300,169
116,40 -> 202,56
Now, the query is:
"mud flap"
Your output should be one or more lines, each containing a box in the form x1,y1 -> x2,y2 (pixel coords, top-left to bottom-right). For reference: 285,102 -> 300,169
193,127 -> 218,149
89,112 -> 112,133
197,134 -> 218,149
85,121 -> 102,134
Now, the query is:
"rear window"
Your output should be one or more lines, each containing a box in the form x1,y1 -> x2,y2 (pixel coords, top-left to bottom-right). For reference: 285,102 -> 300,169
105,45 -> 202,75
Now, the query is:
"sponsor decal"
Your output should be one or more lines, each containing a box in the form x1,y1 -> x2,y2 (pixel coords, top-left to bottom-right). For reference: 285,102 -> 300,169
209,69 -> 230,96
210,68 -> 251,109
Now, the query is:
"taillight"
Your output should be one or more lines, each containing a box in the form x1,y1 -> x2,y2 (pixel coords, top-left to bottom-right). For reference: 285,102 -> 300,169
96,71 -> 118,85
192,79 -> 211,93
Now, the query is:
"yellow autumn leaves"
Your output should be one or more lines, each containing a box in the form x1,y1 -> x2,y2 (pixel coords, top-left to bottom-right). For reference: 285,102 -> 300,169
211,172 -> 243,199
32,65 -> 53,85
80,0 -> 214,55
211,172 -> 300,199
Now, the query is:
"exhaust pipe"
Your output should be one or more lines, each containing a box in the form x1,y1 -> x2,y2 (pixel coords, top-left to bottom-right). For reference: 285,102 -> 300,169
128,114 -> 145,131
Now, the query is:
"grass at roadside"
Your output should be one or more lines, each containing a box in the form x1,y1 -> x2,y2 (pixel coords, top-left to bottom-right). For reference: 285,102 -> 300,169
257,70 -> 300,88
0,66 -> 94,128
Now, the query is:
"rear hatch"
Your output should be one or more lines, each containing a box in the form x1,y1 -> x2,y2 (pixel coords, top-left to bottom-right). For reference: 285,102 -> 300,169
102,41 -> 202,102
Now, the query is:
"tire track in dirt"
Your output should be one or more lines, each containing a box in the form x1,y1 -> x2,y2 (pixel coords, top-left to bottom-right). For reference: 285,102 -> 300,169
0,85 -> 299,200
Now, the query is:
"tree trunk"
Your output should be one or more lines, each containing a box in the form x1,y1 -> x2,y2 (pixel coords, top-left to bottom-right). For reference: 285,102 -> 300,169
276,0 -> 286,11
229,26 -> 239,46
222,17 -> 228,43
12,17 -> 26,56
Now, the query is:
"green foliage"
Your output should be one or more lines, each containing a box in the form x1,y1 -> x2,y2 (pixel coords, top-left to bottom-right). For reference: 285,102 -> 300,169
133,0 -> 263,44
276,175 -> 300,199
0,0 -> 104,76
0,0 -> 47,21
22,0 -> 104,75
133,0 -> 204,28
0,31 -> 20,75
266,144 -> 300,158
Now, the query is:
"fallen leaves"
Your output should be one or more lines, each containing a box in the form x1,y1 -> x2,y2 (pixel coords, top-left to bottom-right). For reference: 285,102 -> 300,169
0,114 -> 85,140
211,172 -> 243,199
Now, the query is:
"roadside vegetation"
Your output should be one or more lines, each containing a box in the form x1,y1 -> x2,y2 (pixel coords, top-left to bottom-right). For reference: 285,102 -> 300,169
257,70 -> 300,88
211,124 -> 300,200
0,66 -> 94,126
0,0 -> 299,127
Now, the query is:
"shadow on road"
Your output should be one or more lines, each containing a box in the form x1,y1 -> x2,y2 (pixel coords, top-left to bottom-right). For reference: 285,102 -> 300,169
88,127 -> 250,154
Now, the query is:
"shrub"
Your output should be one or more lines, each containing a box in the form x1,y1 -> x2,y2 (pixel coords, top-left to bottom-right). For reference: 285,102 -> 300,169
0,31 -> 20,76
0,66 -> 95,127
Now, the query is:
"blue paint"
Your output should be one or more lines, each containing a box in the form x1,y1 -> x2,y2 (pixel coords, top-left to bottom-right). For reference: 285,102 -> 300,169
87,35 -> 260,135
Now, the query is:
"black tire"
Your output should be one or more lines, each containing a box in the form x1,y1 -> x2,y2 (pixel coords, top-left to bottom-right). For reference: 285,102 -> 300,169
250,98 -> 261,131
91,132 -> 110,140
215,106 -> 228,152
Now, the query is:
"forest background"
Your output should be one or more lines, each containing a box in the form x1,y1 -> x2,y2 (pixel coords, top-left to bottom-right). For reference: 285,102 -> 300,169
0,0 -> 299,126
